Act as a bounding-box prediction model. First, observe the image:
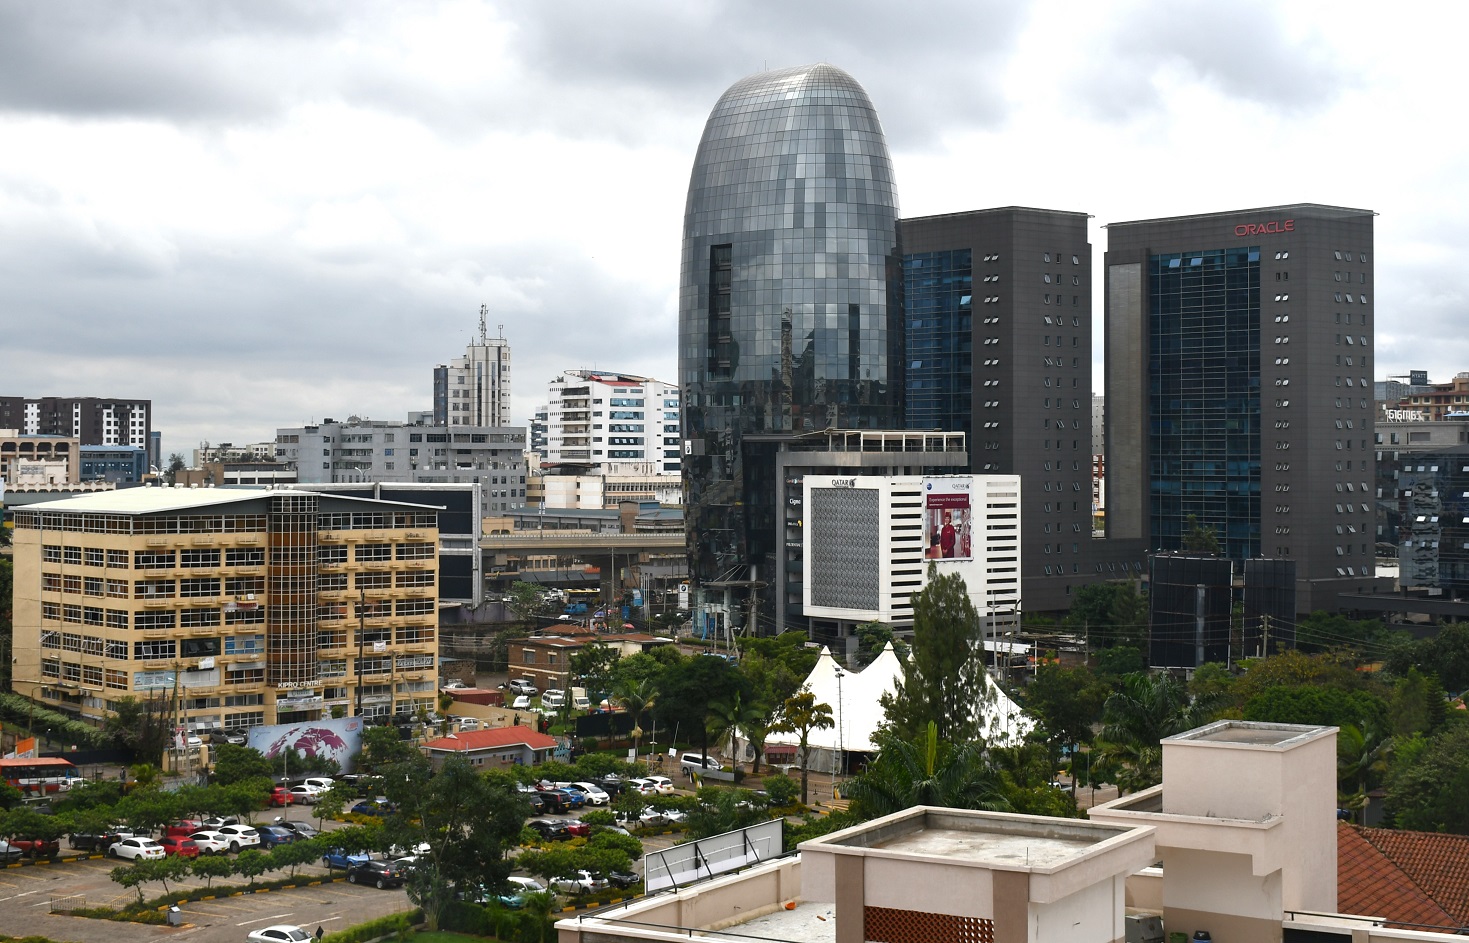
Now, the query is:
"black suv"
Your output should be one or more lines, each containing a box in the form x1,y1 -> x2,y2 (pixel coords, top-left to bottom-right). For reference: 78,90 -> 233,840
346,859 -> 406,889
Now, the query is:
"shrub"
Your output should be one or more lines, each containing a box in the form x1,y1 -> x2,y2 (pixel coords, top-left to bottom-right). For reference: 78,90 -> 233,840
762,773 -> 799,807
320,909 -> 422,943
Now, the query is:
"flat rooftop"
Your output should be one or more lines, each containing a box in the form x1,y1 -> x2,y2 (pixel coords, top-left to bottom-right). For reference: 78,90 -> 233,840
866,821 -> 1096,869
1165,720 -> 1335,750
699,900 -> 836,943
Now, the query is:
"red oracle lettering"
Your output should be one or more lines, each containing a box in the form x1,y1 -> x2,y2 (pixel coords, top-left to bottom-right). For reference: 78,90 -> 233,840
1235,219 -> 1295,237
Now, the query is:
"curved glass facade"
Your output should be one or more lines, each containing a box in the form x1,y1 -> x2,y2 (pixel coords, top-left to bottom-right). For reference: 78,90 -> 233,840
679,64 -> 903,584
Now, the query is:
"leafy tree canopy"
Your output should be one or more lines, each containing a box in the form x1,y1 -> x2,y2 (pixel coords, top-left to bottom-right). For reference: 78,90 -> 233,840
1063,582 -> 1147,651
1384,722 -> 1469,834
1241,685 -> 1387,730
880,565 -> 986,743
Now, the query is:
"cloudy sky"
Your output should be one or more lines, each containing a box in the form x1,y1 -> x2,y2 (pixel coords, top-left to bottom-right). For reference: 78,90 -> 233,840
2,1 -> 1463,454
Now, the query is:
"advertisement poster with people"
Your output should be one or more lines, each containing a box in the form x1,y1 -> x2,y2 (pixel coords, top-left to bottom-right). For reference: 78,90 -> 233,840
924,477 -> 973,561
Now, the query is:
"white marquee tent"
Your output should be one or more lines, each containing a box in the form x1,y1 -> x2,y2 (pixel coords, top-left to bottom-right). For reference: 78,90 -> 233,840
751,642 -> 1034,774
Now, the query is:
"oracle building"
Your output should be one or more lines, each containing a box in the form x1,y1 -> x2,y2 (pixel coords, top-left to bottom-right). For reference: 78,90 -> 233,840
1105,204 -> 1384,613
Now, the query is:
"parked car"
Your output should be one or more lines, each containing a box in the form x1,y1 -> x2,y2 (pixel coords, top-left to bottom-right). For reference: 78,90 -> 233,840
215,824 -> 261,851
8,837 -> 60,857
273,820 -> 319,840
108,837 -> 165,860
542,689 -> 567,710
549,869 -> 608,894
160,837 -> 200,858
287,785 -> 322,804
268,786 -> 295,807
350,798 -> 397,816
644,775 -> 676,795
678,753 -> 722,773
511,695 -> 531,710
526,819 -> 576,842
299,776 -> 335,791
68,831 -> 119,851
497,875 -> 547,907
257,826 -> 297,849
388,841 -> 431,857
533,789 -> 569,814
188,831 -> 231,855
246,925 -> 311,943
508,679 -> 538,697
162,820 -> 201,839
0,841 -> 25,863
347,859 -> 405,889
441,679 -> 467,690
198,816 -> 239,830
536,786 -> 583,809
604,869 -> 641,889
322,848 -> 371,870
565,781 -> 610,805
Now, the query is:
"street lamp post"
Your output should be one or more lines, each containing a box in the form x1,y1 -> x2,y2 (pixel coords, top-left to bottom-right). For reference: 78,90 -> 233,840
833,666 -> 845,786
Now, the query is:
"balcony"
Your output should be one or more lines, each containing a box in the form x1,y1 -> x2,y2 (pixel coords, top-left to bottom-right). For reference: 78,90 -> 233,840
319,532 -> 345,543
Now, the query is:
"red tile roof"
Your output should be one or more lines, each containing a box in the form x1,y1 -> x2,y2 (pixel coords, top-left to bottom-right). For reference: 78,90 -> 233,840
1338,823 -> 1469,931
422,725 -> 557,753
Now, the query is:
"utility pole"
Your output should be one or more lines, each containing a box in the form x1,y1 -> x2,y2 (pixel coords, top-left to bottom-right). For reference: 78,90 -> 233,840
1261,614 -> 1270,659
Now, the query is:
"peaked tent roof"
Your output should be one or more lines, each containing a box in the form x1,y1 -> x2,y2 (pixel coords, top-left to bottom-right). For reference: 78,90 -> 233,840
765,642 -> 1033,754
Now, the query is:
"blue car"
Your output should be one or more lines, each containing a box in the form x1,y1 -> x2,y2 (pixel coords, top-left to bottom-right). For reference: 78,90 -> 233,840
322,848 -> 371,869
257,826 -> 297,849
350,799 -> 397,816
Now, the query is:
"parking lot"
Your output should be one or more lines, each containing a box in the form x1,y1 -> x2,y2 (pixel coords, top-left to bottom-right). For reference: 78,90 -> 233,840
0,851 -> 412,943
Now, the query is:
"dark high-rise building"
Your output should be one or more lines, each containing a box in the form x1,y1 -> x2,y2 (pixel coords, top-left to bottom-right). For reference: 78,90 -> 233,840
902,208 -> 1145,613
679,64 -> 904,589
0,396 -> 151,449
1106,204 -> 1379,613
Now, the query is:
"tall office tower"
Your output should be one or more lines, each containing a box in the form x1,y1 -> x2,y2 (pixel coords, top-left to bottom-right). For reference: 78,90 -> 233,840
1106,204 -> 1377,612
434,304 -> 512,427
680,64 -> 904,588
0,396 -> 152,449
530,405 -> 549,460
903,208 -> 1139,614
545,371 -> 681,474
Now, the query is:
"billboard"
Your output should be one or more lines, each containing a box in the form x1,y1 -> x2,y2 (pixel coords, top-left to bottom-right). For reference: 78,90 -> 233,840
246,717 -> 364,772
923,477 -> 973,561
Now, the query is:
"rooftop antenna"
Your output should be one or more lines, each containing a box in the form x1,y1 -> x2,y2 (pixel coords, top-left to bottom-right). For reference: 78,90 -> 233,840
478,303 -> 489,345
497,323 -> 505,339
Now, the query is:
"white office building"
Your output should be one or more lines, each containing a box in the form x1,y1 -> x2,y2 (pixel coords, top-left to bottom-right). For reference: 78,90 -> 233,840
433,307 -> 512,428
802,474 -> 1021,630
544,371 -> 680,475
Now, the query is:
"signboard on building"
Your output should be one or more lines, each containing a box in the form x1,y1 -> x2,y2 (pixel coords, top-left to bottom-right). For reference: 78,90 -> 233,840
923,477 -> 973,561
247,717 -> 364,772
1410,370 -> 1429,386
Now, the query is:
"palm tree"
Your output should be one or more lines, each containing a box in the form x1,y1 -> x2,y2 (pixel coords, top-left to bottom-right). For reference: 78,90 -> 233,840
1094,672 -> 1221,793
843,721 -> 1009,819
771,689 -> 834,804
611,678 -> 658,761
708,692 -> 766,773
1338,721 -> 1392,824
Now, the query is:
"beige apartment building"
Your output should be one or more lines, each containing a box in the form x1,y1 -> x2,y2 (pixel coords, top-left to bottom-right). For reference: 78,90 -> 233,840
10,487 -> 441,732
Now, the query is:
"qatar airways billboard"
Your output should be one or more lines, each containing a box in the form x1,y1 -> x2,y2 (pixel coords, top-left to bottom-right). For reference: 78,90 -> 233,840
246,716 -> 364,772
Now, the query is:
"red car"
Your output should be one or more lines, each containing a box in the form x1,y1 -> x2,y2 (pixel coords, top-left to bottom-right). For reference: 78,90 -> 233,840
162,821 -> 201,839
160,837 -> 200,858
561,821 -> 591,838
268,787 -> 295,807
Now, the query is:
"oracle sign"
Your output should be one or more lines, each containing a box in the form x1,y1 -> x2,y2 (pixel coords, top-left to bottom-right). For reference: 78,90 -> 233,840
1235,219 -> 1294,237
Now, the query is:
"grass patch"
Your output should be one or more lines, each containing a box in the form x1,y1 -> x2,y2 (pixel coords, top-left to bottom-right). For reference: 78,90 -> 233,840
408,933 -> 484,943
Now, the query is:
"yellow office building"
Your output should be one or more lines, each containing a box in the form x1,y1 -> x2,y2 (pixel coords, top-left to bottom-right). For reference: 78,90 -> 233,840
10,487 -> 441,731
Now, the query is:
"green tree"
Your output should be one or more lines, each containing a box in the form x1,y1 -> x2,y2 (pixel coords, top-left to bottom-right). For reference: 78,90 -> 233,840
655,653 -> 751,764
507,581 -> 557,620
771,689 -> 833,804
569,642 -> 619,700
103,696 -> 171,766
683,788 -> 771,840
1242,685 -> 1386,729
1064,582 -> 1148,651
707,692 -> 763,773
115,786 -> 183,833
191,853 -> 235,887
0,806 -> 65,846
233,848 -> 270,885
1023,662 -> 1108,792
1383,723 -> 1469,834
379,754 -> 530,930
1181,514 -> 1221,554
1337,722 -> 1392,824
1095,672 -> 1220,793
880,565 -> 985,743
844,721 -> 1008,819
1387,667 -> 1448,736
1385,622 -> 1469,693
110,863 -> 150,903
164,453 -> 186,485
853,622 -> 903,667
610,678 -> 658,759
211,743 -> 275,785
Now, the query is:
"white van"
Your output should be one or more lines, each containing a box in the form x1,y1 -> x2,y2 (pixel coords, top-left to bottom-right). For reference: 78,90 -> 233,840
542,689 -> 567,709
679,753 -> 722,773
571,687 -> 590,711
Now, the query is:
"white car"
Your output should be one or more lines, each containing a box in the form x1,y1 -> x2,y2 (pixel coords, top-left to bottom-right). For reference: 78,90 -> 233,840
215,824 -> 260,851
388,841 -> 431,857
109,837 -> 165,860
188,831 -> 231,854
287,785 -> 322,804
198,816 -> 239,830
567,782 -> 610,805
549,869 -> 608,894
246,925 -> 312,943
300,777 -> 336,791
511,695 -> 531,710
645,775 -> 676,795
678,753 -> 722,773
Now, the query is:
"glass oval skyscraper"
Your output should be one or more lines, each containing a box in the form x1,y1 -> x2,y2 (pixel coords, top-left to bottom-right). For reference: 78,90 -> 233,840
680,64 -> 903,587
